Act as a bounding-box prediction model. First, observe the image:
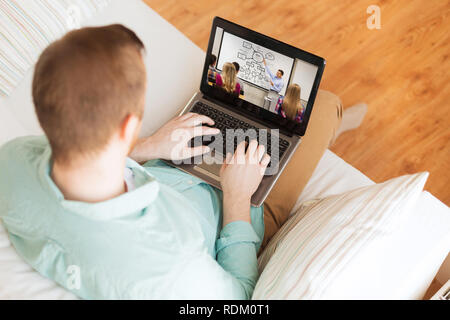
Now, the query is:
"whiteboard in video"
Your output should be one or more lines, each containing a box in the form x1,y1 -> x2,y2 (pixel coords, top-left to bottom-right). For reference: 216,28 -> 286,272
217,32 -> 294,96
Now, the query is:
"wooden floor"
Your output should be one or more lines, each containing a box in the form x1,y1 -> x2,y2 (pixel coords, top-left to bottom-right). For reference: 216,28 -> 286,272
144,0 -> 450,205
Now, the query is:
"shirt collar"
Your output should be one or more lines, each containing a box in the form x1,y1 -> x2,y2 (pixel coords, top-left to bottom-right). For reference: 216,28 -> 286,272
38,146 -> 159,221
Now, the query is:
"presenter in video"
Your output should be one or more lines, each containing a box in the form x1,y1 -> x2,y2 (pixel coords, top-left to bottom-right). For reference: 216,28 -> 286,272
263,58 -> 284,94
263,58 -> 285,112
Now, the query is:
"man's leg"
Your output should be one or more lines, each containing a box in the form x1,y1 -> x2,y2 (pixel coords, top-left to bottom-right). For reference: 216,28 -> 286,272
261,90 -> 343,250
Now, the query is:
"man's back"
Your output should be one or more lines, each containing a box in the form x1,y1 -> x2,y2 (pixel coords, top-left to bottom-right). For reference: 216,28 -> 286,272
0,25 -> 270,300
0,136 -> 263,299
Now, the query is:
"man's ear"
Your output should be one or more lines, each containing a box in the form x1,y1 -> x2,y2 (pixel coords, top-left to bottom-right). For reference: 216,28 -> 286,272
120,114 -> 141,144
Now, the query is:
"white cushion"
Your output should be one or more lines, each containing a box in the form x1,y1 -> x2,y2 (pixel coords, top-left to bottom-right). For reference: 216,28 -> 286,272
0,221 -> 77,300
0,0 -> 110,97
253,172 -> 434,299
0,0 -> 205,146
296,150 -> 450,299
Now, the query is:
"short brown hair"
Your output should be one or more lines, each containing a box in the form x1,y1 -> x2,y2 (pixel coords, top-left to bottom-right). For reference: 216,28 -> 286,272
33,24 -> 146,163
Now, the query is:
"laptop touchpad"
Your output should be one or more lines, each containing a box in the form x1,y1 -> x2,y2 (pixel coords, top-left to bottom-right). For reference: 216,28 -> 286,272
193,154 -> 222,180
194,163 -> 222,180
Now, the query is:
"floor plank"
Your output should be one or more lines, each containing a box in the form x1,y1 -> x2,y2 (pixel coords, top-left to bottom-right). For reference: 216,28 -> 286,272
144,0 -> 450,205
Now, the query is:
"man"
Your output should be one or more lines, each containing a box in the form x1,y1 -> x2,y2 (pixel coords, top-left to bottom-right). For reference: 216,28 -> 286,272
0,25 -> 344,300
0,25 -> 270,299
263,58 -> 284,94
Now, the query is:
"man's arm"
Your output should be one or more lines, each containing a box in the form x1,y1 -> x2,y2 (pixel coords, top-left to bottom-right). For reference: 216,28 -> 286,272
272,78 -> 284,93
263,58 -> 275,82
171,236 -> 259,299
215,140 -> 271,298
264,65 -> 276,82
164,140 -> 269,299
129,113 -> 219,163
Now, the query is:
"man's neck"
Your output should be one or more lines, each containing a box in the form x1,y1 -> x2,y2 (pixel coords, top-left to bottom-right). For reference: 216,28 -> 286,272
51,148 -> 127,203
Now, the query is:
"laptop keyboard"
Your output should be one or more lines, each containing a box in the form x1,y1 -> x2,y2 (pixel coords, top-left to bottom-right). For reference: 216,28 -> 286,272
189,101 -> 290,158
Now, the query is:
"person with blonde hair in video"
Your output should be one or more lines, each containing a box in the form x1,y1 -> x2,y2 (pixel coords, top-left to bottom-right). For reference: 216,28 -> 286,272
275,83 -> 305,123
215,62 -> 241,94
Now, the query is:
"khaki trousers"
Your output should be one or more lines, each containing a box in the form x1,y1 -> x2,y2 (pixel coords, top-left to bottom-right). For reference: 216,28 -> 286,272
261,90 -> 343,250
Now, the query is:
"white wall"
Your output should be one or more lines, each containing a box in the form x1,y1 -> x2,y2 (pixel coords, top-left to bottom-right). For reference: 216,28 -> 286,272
290,58 -> 318,102
211,27 -> 223,57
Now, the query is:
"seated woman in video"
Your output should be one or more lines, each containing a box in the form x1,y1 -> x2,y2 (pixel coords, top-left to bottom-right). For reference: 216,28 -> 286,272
275,83 -> 305,123
215,62 -> 241,95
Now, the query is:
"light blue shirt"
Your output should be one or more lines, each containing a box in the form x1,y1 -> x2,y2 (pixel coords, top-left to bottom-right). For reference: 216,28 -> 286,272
265,65 -> 284,93
0,136 -> 264,299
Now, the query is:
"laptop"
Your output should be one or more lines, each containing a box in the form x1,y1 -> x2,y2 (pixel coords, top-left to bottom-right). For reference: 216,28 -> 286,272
164,17 -> 326,207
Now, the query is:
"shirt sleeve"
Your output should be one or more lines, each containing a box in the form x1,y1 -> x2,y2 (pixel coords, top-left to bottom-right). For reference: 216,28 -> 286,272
265,65 -> 275,81
169,221 -> 260,300
273,79 -> 284,93
214,220 -> 260,298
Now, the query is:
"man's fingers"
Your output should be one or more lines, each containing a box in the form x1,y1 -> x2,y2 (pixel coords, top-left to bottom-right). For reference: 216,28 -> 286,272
220,153 -> 232,176
259,154 -> 271,175
183,114 -> 215,127
257,144 -> 266,162
225,152 -> 233,164
228,141 -> 246,165
178,112 -> 196,122
246,139 -> 258,159
260,153 -> 271,167
188,126 -> 220,139
233,141 -> 246,163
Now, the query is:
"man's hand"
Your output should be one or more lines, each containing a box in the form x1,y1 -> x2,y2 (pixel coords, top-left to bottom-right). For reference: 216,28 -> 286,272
129,113 -> 220,163
220,140 -> 270,227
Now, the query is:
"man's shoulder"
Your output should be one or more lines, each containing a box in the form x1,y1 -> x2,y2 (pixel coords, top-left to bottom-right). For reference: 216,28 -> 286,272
0,135 -> 49,158
0,136 -> 49,218
0,135 -> 49,177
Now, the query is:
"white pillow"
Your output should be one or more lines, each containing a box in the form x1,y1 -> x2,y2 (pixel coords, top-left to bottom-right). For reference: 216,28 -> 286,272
0,0 -> 110,96
0,220 -> 78,299
253,172 -> 429,300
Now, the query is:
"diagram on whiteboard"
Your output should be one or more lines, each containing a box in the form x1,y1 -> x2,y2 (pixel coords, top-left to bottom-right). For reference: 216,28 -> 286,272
236,41 -> 277,89
216,32 -> 294,95
234,41 -> 277,90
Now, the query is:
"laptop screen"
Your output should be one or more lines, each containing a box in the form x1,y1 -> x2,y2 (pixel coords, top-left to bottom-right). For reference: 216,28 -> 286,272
200,17 -> 325,136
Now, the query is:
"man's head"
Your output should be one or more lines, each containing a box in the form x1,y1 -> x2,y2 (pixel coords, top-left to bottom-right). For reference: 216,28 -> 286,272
276,69 -> 284,78
33,24 -> 146,164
